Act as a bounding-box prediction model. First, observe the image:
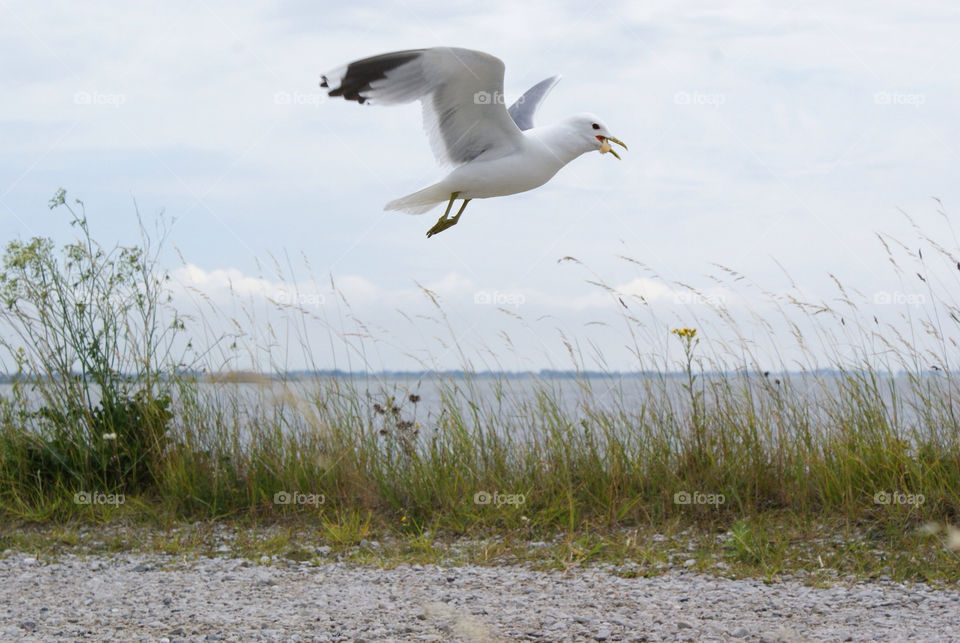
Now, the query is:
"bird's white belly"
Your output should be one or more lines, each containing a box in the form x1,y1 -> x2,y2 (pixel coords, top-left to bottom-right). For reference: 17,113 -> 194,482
443,151 -> 563,199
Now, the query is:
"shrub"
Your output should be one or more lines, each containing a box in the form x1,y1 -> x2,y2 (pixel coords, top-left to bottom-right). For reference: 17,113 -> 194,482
0,189 -> 183,494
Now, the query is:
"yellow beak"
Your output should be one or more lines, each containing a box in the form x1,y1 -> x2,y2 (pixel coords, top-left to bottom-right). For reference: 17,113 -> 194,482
599,136 -> 627,160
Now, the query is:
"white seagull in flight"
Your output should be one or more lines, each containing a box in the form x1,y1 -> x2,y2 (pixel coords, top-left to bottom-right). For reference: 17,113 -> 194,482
321,47 -> 627,238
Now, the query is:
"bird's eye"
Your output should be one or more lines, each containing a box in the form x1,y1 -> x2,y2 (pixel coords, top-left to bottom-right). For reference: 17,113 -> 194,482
591,123 -> 600,130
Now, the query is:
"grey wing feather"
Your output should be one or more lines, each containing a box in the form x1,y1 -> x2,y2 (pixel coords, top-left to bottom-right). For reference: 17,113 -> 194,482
507,75 -> 561,130
322,47 -> 524,167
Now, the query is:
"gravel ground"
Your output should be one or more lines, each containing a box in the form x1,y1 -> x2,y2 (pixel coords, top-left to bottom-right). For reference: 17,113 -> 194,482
2,552 -> 958,642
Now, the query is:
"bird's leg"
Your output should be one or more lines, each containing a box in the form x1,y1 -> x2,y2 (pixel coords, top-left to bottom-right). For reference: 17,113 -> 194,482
449,199 -> 471,224
441,192 -> 458,219
426,192 -> 463,238
426,199 -> 470,237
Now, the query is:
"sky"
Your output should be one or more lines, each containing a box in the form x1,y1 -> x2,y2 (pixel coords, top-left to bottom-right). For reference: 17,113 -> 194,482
2,1 -> 959,372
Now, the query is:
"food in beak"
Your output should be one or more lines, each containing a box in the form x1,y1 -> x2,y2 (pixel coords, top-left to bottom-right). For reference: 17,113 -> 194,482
599,136 -> 626,160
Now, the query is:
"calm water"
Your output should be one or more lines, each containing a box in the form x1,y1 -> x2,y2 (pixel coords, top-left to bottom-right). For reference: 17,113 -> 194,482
2,372 -> 949,435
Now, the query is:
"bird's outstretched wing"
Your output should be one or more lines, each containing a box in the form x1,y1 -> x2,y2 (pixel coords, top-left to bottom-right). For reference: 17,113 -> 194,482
322,47 -> 525,167
507,75 -> 561,131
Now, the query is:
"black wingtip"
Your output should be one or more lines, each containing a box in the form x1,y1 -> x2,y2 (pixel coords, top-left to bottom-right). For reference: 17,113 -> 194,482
325,49 -> 424,104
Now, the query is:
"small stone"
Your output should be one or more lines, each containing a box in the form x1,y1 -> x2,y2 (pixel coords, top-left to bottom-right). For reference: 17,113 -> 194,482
677,620 -> 693,629
254,574 -> 276,587
595,627 -> 611,641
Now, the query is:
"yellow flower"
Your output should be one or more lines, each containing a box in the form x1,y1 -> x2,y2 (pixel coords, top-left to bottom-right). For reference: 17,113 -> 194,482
671,327 -> 697,340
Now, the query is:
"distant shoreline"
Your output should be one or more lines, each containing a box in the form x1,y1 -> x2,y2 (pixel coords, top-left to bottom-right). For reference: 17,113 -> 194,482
3,368 -> 921,384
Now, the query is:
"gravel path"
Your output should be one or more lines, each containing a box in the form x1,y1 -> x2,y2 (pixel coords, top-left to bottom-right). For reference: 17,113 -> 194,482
2,551 -> 958,642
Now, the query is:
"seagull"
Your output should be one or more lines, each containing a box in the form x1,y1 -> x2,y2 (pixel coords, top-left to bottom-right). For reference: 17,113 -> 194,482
320,47 -> 627,238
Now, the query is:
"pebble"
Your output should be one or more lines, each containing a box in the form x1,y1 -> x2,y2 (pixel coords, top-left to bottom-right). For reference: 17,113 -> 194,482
0,551 -> 956,641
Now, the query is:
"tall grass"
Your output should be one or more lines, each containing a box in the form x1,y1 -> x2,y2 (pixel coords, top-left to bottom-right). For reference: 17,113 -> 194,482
0,190 -> 184,509
0,190 -> 958,548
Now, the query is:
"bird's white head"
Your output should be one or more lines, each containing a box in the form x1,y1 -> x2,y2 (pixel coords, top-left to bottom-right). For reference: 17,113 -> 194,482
565,114 -> 628,160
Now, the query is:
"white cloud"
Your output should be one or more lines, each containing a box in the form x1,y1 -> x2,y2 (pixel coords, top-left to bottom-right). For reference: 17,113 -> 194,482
175,264 -> 274,297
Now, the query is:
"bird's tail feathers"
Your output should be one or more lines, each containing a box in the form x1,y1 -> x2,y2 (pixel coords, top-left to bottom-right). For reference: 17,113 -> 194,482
384,184 -> 448,215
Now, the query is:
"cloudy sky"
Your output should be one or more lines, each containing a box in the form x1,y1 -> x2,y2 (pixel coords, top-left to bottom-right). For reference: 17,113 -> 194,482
2,1 -> 958,372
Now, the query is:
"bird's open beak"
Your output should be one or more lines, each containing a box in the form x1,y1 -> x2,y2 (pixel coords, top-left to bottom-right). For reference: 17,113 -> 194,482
599,136 -> 627,160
